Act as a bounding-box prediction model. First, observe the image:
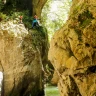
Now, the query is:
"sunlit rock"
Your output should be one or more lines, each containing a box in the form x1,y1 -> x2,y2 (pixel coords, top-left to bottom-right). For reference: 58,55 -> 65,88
49,0 -> 96,95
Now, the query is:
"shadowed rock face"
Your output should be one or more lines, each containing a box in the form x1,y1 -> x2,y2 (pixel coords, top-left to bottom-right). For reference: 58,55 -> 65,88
0,21 -> 47,96
4,0 -> 47,17
49,0 -> 96,96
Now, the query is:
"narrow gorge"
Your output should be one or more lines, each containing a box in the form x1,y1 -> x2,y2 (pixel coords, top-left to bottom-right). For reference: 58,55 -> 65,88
0,0 -> 96,96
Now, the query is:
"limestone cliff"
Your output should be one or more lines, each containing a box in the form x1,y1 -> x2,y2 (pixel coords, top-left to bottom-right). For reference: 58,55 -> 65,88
0,21 -> 47,96
32,0 -> 47,17
49,0 -> 96,96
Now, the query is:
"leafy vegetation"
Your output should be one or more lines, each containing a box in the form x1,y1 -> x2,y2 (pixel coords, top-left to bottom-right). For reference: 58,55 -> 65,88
45,85 -> 60,96
0,0 -> 72,32
0,12 -> 7,21
41,0 -> 72,41
0,0 -> 33,28
0,0 -> 4,11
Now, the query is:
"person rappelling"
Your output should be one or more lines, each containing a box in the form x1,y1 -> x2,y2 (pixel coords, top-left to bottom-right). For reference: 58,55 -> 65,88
32,14 -> 39,28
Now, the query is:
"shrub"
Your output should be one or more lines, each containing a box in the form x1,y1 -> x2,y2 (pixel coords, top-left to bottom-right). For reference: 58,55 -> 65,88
0,12 -> 7,21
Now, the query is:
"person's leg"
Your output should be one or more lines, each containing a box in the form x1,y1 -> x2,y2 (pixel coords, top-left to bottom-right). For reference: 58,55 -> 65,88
32,21 -> 35,28
32,20 -> 37,28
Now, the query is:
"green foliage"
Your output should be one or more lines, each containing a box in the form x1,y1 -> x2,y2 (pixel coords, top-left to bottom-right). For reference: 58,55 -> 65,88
80,19 -> 92,28
78,10 -> 93,28
0,0 -> 6,22
0,0 -> 4,11
0,0 -> 33,28
36,26 -> 47,38
0,12 -> 7,21
45,85 -> 60,96
6,10 -> 32,28
41,0 -> 72,41
22,11 -> 33,28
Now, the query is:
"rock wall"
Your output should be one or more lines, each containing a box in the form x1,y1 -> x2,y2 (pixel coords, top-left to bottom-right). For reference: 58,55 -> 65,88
49,0 -> 96,96
32,0 -> 47,17
0,21 -> 47,96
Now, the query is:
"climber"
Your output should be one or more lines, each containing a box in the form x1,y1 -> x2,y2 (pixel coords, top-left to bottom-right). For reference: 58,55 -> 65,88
32,14 -> 39,28
19,15 -> 23,23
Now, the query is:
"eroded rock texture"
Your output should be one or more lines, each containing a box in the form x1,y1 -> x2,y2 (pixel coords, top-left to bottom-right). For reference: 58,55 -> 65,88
49,0 -> 96,96
0,21 -> 47,96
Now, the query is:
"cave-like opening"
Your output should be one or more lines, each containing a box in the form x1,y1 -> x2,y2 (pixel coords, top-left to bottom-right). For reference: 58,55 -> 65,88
41,0 -> 72,96
41,0 -> 72,41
